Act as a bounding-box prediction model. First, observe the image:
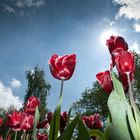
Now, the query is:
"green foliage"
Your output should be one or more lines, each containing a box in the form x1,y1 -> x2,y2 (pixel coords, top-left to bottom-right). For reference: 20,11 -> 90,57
49,80 -> 64,140
24,65 -> 51,121
132,52 -> 140,109
72,52 -> 140,117
106,72 -> 140,140
72,82 -> 109,116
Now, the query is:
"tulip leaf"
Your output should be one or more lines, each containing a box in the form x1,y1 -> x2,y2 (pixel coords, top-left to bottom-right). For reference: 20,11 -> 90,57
33,106 -> 40,140
76,118 -> 90,140
57,116 -> 79,140
88,129 -> 103,139
108,90 -> 131,140
126,105 -> 140,140
111,72 -> 126,100
49,95 -> 63,140
49,80 -> 64,140
102,117 -> 111,140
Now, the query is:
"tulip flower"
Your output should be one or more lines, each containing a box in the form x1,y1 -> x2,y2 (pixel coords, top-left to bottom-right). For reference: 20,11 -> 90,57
24,96 -> 40,115
6,111 -> 23,131
60,111 -> 68,133
0,136 -> 3,140
106,36 -> 128,55
48,54 -> 76,80
0,118 -> 3,127
20,113 -> 34,131
47,112 -> 53,124
115,51 -> 135,74
82,114 -> 102,129
96,70 -> 113,94
37,119 -> 49,129
37,133 -> 48,140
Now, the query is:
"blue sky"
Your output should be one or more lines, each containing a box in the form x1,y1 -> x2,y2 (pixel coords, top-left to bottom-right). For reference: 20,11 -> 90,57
0,0 -> 140,111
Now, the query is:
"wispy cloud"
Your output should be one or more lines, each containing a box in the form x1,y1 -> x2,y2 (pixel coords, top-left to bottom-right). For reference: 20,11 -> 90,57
10,79 -> 21,88
0,81 -> 22,109
16,0 -> 45,8
4,5 -> 15,14
133,23 -> 140,32
1,0 -> 46,16
129,42 -> 140,54
113,0 -> 140,32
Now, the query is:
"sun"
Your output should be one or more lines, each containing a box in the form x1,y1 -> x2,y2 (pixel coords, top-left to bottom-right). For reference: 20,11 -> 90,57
100,29 -> 118,45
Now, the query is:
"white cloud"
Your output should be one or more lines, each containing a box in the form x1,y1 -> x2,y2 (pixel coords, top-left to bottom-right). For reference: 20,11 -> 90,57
4,5 -> 15,14
129,42 -> 140,54
10,79 -> 21,88
3,0 -> 46,15
113,0 -> 140,20
0,82 -> 22,110
16,0 -> 45,8
133,24 -> 140,32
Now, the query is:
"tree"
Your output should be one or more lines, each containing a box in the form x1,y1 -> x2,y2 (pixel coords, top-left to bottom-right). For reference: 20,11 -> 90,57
132,52 -> 140,108
72,82 -> 109,117
24,66 -> 51,120
72,52 -> 140,117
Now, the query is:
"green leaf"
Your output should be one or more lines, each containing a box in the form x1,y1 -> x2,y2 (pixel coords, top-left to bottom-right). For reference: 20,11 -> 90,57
33,106 -> 40,140
76,118 -> 90,140
111,72 -> 126,100
102,116 -> 111,140
49,94 -> 63,140
89,129 -> 103,139
127,105 -> 139,140
49,80 -> 64,140
57,116 -> 79,140
108,90 -> 131,140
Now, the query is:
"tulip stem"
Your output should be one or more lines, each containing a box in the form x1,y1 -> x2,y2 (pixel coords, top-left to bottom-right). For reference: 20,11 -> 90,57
4,128 -> 11,140
14,131 -> 17,140
127,73 -> 140,139
59,79 -> 64,100
21,131 -> 26,140
127,73 -> 135,106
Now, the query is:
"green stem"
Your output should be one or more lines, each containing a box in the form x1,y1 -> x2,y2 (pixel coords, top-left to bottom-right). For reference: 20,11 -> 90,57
59,79 -> 64,100
26,134 -> 30,140
127,73 -> 140,139
4,128 -> 11,140
21,131 -> 26,140
127,73 -> 135,106
14,131 -> 17,140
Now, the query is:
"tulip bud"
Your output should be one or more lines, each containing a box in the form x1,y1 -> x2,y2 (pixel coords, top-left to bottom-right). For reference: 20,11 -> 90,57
115,51 -> 135,74
24,96 -> 40,115
96,70 -> 113,94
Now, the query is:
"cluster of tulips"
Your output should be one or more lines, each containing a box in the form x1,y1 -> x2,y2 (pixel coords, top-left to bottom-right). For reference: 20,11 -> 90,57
0,35 -> 140,140
96,35 -> 135,94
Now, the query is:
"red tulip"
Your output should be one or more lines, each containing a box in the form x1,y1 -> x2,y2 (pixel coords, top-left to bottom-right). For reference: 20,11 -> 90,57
82,114 -> 102,129
24,96 -> 40,115
47,112 -> 53,124
106,36 -> 128,55
37,133 -> 48,140
60,111 -> 68,133
93,114 -> 103,129
48,54 -> 76,80
96,70 -> 113,94
7,135 -> 11,140
6,111 -> 23,131
0,136 -> 3,140
82,115 -> 94,129
0,118 -> 3,127
115,51 -> 135,74
20,114 -> 34,131
37,119 -> 49,129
